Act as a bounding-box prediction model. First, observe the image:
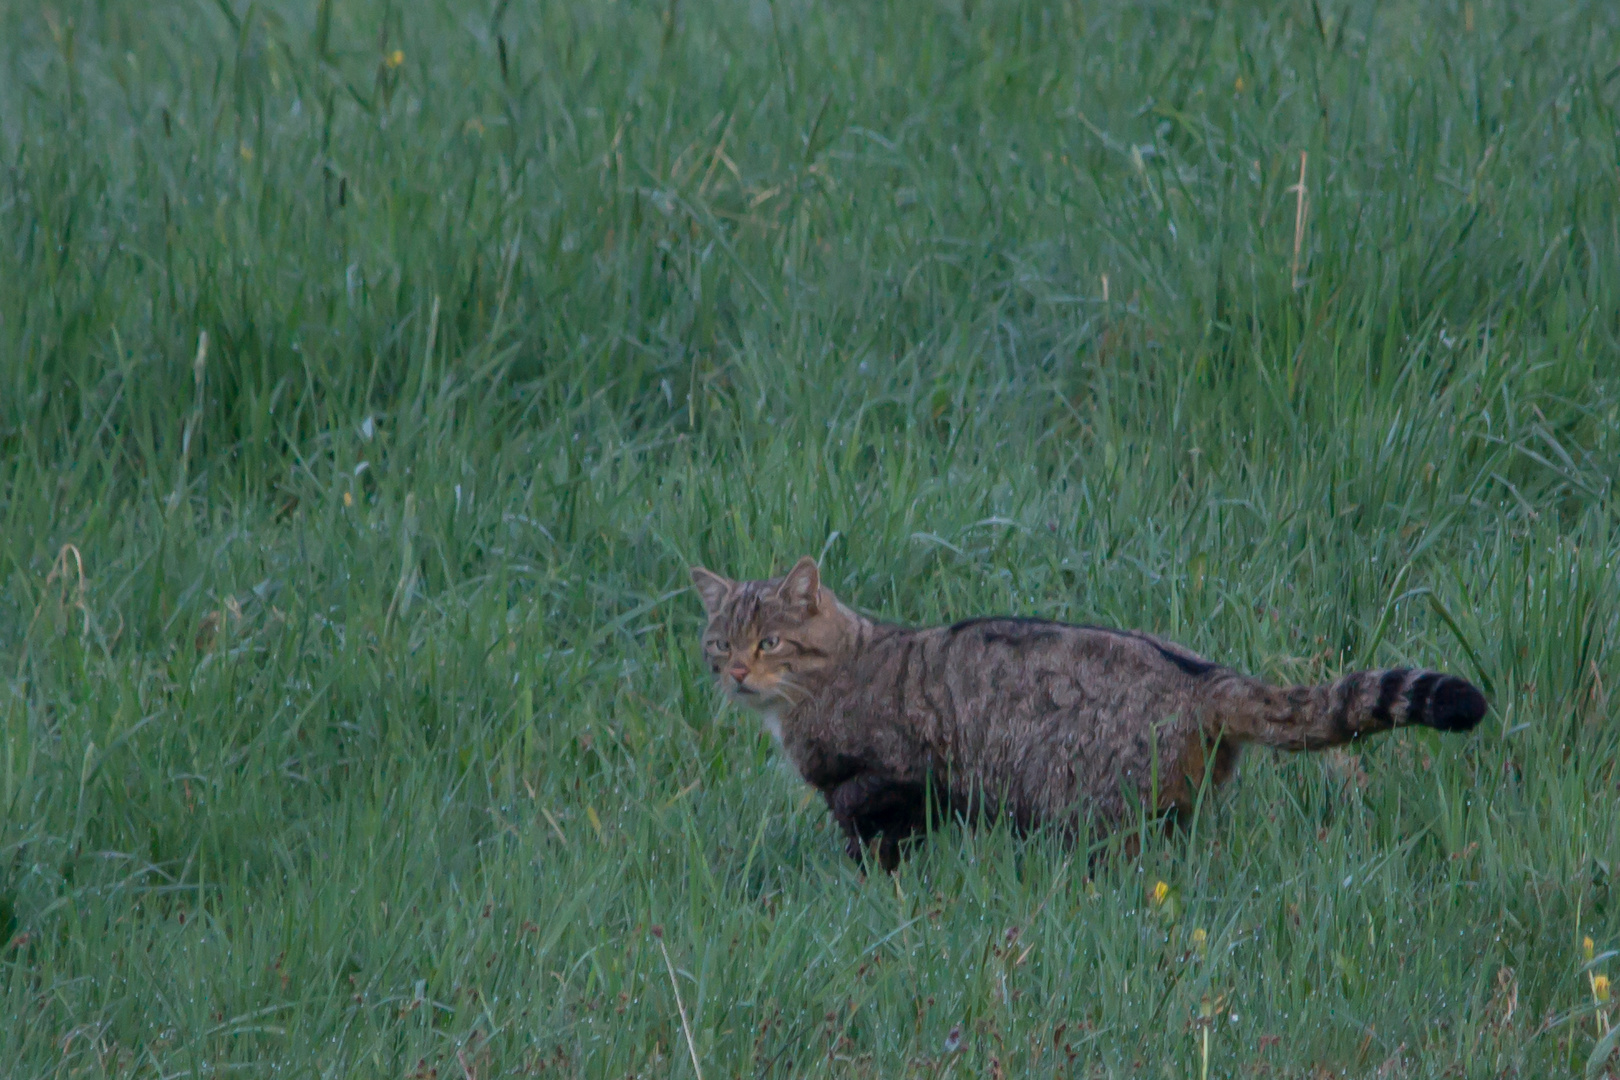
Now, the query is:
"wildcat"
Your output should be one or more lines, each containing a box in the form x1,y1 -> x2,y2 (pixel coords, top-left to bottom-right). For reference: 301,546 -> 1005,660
690,556 -> 1487,870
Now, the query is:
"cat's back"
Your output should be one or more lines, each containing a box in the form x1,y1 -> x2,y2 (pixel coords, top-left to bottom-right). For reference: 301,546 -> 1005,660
920,615 -> 1217,685
831,613 -> 1219,729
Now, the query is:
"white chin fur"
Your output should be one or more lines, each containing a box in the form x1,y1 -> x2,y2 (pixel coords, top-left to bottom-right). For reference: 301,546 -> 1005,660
722,686 -> 787,751
760,704 -> 786,751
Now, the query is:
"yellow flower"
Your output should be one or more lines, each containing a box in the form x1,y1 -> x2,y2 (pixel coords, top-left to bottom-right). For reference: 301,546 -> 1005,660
1191,928 -> 1208,955
385,50 -> 405,69
343,490 -> 354,507
1586,936 -> 1597,963
1150,881 -> 1170,907
1234,75 -> 1246,93
1596,974 -> 1611,1003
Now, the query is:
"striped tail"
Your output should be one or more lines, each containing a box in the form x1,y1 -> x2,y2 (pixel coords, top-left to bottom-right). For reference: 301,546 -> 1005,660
1216,668 -> 1487,751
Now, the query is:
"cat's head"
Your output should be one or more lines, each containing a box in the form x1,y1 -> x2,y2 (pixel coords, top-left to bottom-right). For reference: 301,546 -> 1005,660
688,556 -> 851,709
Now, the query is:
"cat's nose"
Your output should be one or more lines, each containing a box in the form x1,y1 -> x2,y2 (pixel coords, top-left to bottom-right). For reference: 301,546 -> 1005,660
727,664 -> 749,684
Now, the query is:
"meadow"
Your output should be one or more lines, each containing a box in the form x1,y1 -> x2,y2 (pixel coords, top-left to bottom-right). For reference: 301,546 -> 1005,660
3,0 -> 1620,1075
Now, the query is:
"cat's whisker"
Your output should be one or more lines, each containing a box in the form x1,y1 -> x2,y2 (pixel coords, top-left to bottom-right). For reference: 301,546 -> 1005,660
772,676 -> 812,706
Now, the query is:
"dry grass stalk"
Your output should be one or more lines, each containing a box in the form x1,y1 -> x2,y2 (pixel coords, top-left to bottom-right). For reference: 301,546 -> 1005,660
654,928 -> 704,1080
1291,150 -> 1309,289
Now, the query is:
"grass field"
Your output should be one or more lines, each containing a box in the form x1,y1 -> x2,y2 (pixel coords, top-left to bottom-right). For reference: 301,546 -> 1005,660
4,0 -> 1620,1075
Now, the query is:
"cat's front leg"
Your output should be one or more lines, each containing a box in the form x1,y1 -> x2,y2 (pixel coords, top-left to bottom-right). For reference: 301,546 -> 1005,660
823,774 -> 884,863
824,774 -> 927,870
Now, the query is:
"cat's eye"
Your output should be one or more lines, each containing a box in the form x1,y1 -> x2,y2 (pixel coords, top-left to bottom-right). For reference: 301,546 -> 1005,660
707,639 -> 730,654
759,635 -> 780,651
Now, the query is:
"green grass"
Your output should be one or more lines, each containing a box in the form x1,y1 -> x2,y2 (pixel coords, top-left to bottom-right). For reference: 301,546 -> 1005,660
3,0 -> 1619,1075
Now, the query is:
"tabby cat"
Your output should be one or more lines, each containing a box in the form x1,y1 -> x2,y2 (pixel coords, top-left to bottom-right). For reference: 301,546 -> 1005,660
691,556 -> 1486,869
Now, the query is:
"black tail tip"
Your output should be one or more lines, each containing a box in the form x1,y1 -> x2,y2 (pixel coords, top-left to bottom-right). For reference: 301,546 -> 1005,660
1426,677 -> 1488,732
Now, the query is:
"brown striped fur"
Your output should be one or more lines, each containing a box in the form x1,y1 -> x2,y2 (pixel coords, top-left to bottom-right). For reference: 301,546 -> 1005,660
690,557 -> 1487,869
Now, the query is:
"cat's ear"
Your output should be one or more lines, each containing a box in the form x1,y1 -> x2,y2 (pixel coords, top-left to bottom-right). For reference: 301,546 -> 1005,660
689,566 -> 734,618
776,556 -> 821,613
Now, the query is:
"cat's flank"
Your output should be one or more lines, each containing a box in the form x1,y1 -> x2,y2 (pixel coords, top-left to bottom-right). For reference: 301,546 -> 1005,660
691,556 -> 1487,869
